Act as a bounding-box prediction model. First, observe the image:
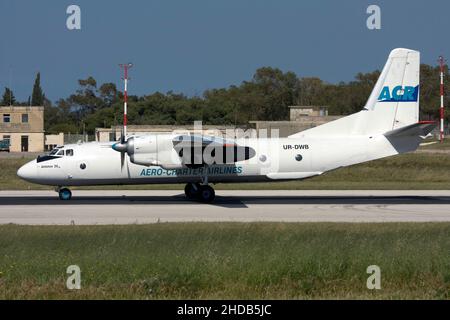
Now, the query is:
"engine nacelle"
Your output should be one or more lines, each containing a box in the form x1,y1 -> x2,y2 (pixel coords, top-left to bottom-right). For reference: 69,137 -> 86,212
126,135 -> 157,155
127,135 -> 185,169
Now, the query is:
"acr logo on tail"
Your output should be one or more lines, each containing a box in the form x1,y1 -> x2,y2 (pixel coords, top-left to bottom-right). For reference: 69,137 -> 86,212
377,85 -> 419,102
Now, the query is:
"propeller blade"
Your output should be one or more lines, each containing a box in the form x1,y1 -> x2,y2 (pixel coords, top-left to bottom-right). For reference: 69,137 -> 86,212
121,129 -> 125,144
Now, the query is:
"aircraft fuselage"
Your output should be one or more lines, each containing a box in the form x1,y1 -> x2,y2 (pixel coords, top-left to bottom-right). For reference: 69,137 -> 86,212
17,134 -> 396,187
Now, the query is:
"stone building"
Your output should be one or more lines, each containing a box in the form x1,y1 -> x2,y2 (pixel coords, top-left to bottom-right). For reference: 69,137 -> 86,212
0,106 -> 44,152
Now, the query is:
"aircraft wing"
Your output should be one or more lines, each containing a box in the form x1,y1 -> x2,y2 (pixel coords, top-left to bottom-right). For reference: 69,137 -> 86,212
172,134 -> 255,166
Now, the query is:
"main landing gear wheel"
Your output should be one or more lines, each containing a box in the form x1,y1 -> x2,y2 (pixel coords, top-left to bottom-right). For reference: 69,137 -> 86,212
184,183 -> 215,203
184,182 -> 200,199
58,188 -> 72,201
198,185 -> 215,203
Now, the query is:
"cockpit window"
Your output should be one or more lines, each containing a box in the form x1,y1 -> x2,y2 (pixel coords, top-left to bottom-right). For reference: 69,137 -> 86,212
37,146 -> 71,163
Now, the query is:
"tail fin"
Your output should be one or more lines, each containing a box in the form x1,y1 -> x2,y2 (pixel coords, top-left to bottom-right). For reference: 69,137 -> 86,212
290,48 -> 420,137
362,48 -> 420,133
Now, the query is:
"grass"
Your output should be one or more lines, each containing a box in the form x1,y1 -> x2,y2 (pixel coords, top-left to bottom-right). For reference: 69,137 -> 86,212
419,139 -> 450,150
0,223 -> 448,299
0,157 -> 48,190
3,151 -> 450,190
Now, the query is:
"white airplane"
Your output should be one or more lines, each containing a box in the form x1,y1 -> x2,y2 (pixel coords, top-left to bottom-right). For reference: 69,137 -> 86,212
17,48 -> 435,203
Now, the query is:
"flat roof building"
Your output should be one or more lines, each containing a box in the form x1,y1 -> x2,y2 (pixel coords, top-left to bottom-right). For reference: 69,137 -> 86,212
289,105 -> 329,120
0,106 -> 44,152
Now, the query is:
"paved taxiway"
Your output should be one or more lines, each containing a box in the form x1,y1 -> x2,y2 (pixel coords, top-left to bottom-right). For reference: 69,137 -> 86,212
0,190 -> 450,225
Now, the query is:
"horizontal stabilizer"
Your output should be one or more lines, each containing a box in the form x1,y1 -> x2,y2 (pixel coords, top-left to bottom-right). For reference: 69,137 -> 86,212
384,121 -> 436,138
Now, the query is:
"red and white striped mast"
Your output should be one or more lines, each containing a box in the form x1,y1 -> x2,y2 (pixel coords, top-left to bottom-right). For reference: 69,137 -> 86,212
439,56 -> 445,143
119,63 -> 133,138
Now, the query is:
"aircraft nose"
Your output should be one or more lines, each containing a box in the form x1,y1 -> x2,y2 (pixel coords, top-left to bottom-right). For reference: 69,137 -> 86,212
17,161 -> 37,181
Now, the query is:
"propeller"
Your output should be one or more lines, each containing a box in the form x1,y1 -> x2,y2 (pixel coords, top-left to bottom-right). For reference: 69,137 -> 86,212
112,130 -> 126,169
111,131 -> 132,169
120,136 -> 125,170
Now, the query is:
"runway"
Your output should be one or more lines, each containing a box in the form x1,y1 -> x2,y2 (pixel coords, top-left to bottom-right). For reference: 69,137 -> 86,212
1,190 -> 450,225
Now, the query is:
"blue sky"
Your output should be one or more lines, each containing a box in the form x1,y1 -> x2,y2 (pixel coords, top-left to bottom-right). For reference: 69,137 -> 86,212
0,0 -> 449,102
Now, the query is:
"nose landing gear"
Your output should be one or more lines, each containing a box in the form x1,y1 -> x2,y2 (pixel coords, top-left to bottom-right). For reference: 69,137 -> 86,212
184,182 -> 215,203
56,187 -> 72,200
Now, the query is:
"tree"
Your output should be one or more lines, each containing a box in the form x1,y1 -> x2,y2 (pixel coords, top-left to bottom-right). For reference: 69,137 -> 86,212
31,72 -> 44,106
297,77 -> 325,106
419,64 -> 449,121
99,83 -> 118,107
252,67 -> 298,121
68,76 -> 104,120
1,87 -> 16,106
47,123 -> 80,134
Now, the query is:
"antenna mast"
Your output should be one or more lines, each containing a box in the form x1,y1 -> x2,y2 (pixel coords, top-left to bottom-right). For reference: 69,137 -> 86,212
439,56 -> 446,143
119,63 -> 133,138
